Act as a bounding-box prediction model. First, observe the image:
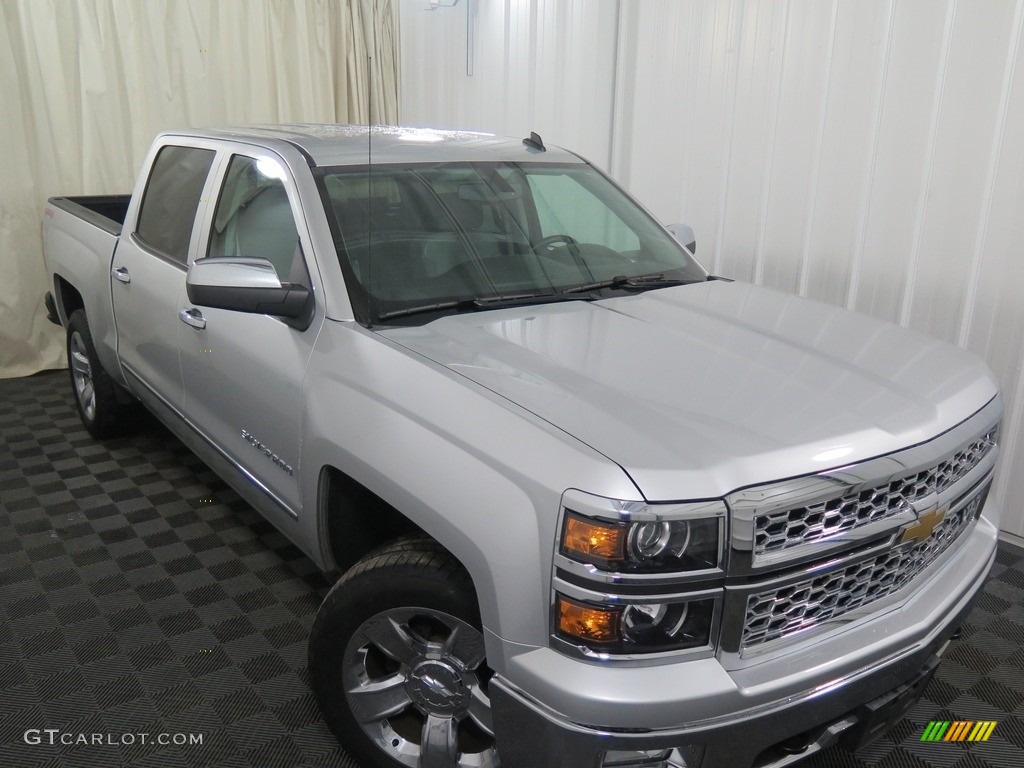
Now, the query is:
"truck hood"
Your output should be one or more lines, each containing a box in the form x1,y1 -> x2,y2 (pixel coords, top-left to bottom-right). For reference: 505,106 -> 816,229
380,281 -> 998,500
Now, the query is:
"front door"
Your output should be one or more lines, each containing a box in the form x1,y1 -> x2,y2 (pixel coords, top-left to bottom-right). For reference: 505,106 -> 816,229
179,152 -> 323,524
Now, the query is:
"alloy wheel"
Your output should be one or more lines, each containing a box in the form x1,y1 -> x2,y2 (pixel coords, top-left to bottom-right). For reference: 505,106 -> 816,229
69,330 -> 96,421
343,606 -> 498,768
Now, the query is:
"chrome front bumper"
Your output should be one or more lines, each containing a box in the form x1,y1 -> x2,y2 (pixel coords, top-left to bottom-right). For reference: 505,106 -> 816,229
489,512 -> 998,768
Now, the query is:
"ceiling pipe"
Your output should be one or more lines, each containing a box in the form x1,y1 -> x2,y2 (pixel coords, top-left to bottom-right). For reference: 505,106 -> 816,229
425,0 -> 472,77
466,0 -> 473,77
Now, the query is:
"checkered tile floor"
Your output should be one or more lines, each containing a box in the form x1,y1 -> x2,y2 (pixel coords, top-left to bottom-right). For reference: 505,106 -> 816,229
2,370 -> 1023,768
1,371 -> 353,768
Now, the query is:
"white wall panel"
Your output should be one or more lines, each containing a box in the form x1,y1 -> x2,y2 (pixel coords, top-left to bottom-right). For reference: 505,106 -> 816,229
851,0 -> 949,324
904,0 -> 1017,342
398,0 -> 617,166
718,0 -> 789,285
609,2 -> 703,220
802,0 -> 890,309
964,0 -> 1024,539
611,0 -> 745,275
755,0 -> 837,295
400,0 -> 1024,537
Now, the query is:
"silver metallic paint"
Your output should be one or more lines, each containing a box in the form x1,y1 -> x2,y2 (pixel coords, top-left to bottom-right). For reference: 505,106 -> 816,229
382,281 -> 999,502
186,257 -> 283,289
42,125 -> 1006,768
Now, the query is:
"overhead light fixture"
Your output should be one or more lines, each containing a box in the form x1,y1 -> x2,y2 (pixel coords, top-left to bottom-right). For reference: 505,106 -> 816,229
426,0 -> 459,9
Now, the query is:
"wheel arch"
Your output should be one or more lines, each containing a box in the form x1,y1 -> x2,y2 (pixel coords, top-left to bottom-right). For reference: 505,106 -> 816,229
318,464 -> 427,575
54,274 -> 129,397
301,330 -> 639,652
311,449 -> 551,654
53,274 -> 84,327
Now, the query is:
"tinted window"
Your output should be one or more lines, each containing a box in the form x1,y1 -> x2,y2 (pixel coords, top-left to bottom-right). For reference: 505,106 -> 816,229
528,172 -> 640,252
316,162 -> 705,323
208,155 -> 307,285
136,145 -> 215,264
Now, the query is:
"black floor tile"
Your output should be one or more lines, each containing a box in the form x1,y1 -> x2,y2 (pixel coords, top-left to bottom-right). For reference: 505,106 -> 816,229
1,372 -> 350,768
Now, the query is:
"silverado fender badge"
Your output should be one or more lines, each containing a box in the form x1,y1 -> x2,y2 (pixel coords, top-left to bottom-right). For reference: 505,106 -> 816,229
900,508 -> 946,545
241,429 -> 294,476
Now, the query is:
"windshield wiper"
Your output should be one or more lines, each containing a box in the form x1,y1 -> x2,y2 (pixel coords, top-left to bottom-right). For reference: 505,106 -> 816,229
378,299 -> 479,321
377,291 -> 590,321
474,291 -> 588,309
561,273 -> 693,295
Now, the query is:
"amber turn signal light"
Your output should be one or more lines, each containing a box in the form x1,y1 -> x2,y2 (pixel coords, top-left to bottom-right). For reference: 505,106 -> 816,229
557,596 -> 622,644
561,512 -> 626,565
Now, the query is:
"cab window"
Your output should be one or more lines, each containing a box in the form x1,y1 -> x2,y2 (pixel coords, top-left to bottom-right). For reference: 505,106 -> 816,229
208,155 -> 309,286
136,145 -> 215,264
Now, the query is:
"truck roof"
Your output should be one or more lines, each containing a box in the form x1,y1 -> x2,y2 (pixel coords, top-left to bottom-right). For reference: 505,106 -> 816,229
164,124 -> 586,167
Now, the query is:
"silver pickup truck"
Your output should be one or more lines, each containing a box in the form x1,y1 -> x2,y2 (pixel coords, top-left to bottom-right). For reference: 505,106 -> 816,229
42,125 -> 1002,768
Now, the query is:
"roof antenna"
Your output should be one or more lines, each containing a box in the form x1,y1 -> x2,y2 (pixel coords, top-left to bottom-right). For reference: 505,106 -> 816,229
522,132 -> 546,152
366,0 -> 376,327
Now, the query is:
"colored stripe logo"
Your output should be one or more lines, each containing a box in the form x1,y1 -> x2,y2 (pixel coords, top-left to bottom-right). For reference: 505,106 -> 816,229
921,721 -> 997,742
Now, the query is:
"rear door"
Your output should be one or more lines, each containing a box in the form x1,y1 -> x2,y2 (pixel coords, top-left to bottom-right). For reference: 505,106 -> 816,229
112,142 -> 219,411
178,150 -> 323,524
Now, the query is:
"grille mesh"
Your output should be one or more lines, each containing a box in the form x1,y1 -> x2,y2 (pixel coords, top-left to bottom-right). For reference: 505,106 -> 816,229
742,490 -> 985,648
753,428 -> 996,558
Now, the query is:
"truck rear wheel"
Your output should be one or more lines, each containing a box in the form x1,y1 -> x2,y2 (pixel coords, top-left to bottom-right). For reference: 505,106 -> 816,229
309,537 -> 498,768
66,309 -> 127,439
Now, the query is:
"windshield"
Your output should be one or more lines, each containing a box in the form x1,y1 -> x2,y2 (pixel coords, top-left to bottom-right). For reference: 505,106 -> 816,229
314,161 -> 706,324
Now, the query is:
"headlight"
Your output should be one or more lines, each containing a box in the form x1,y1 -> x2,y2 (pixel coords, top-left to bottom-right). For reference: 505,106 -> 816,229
552,492 -> 726,659
556,594 -> 716,654
560,510 -> 721,573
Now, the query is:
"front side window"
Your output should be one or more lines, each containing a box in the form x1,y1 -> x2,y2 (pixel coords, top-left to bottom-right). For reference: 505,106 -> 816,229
136,145 -> 215,264
208,155 -> 308,286
316,162 -> 706,324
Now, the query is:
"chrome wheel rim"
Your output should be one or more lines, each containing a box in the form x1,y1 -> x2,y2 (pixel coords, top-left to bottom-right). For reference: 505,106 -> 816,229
69,331 -> 96,421
344,607 -> 498,768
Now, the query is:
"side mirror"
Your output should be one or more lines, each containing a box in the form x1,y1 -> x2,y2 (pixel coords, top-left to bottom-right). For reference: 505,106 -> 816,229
666,223 -> 697,254
186,257 -> 312,320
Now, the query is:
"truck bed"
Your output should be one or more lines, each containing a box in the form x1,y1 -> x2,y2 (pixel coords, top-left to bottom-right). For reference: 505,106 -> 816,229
48,195 -> 131,236
43,195 -> 130,383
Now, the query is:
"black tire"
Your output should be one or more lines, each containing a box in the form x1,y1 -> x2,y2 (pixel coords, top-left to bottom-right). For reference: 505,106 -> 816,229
309,537 -> 498,768
66,309 -> 128,439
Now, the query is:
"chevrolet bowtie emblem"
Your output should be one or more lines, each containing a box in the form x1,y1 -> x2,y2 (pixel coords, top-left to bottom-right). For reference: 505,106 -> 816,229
900,508 -> 946,544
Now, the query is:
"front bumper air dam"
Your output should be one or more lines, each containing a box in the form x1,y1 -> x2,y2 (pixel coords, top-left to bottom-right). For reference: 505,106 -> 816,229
490,545 -> 994,768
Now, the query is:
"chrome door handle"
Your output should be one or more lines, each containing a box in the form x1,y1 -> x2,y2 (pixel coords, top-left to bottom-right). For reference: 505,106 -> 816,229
179,308 -> 207,330
112,267 -> 131,284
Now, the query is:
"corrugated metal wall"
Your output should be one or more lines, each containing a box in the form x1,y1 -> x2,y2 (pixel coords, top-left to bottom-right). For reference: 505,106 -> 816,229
399,0 -> 619,165
399,0 -> 1024,539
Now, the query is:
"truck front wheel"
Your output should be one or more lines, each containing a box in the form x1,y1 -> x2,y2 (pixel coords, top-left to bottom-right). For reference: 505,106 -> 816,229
309,537 -> 498,768
66,309 -> 128,439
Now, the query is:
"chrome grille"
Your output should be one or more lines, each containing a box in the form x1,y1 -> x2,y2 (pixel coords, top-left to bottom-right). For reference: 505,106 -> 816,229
754,428 -> 996,558
742,490 -> 985,648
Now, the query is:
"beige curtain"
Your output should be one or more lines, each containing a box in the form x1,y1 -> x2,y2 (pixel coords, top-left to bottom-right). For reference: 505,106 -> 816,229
0,0 -> 399,379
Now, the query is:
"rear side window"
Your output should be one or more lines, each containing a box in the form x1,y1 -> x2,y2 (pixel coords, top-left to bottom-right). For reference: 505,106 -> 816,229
136,145 -> 215,264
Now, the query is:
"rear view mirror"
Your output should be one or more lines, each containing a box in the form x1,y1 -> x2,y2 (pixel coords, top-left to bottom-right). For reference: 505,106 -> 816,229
666,223 -> 697,254
458,183 -> 521,202
186,257 -> 312,322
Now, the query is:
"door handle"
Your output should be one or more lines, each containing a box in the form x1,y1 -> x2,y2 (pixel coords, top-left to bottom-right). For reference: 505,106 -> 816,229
112,267 -> 131,284
179,308 -> 207,330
